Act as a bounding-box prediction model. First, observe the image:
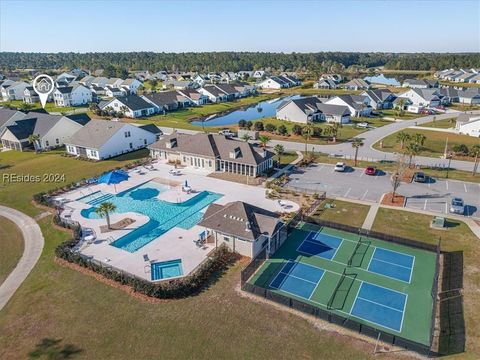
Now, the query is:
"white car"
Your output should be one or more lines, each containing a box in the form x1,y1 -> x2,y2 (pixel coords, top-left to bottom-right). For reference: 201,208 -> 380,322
449,197 -> 464,215
219,129 -> 235,137
356,122 -> 369,128
334,162 -> 346,172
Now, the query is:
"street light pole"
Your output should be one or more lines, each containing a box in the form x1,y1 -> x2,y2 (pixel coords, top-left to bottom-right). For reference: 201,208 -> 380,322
446,154 -> 452,179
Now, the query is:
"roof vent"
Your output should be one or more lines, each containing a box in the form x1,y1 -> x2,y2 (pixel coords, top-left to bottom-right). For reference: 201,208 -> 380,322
245,221 -> 251,232
166,138 -> 177,148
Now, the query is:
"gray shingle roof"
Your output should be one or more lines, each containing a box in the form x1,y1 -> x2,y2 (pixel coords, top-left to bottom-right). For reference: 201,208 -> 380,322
109,95 -> 156,111
66,120 -> 128,149
198,201 -> 281,241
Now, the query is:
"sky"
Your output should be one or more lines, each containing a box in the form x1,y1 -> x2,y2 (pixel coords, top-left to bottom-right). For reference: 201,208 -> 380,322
0,0 -> 479,53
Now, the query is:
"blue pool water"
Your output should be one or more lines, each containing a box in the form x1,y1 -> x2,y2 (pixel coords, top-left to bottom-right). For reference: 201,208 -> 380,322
78,181 -> 222,252
151,259 -> 183,281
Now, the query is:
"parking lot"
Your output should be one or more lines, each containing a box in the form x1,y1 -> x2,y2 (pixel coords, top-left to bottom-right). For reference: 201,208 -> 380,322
286,163 -> 480,220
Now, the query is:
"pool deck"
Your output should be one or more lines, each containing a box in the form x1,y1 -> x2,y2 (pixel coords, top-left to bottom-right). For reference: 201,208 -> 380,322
60,159 -> 299,282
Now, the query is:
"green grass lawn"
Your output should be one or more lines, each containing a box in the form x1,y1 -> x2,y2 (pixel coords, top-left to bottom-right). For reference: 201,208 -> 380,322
373,128 -> 480,161
418,118 -> 456,129
372,208 -> 479,356
0,216 -> 24,285
0,148 -> 149,216
1,100 -> 82,113
277,150 -> 298,167
379,109 -> 421,120
309,152 -> 480,183
311,199 -> 370,227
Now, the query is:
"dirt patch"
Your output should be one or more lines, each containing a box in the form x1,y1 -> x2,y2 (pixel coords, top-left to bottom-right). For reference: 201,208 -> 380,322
100,218 -> 135,233
381,192 -> 406,207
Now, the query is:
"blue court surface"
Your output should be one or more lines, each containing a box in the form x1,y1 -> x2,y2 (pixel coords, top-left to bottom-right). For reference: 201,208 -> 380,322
270,261 -> 325,299
368,248 -> 414,283
296,232 -> 343,260
350,282 -> 407,332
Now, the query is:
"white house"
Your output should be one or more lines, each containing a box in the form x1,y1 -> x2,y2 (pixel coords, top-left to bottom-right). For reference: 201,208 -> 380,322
326,95 -> 371,117
313,79 -> 337,89
0,112 -> 90,151
105,78 -> 123,88
121,78 -> 142,94
65,120 -> 158,160
455,113 -> 480,137
53,84 -> 92,107
1,81 -> 29,101
276,97 -> 350,124
100,95 -> 159,118
198,85 -> 229,102
91,77 -> 108,88
458,89 -> 480,105
105,86 -> 126,98
397,88 -> 441,107
257,76 -> 289,89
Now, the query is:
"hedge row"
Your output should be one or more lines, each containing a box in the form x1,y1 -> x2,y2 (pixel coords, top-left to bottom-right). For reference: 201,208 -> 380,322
54,216 -> 236,299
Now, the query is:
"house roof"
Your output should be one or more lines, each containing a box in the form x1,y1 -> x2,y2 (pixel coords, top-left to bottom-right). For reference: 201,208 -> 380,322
66,120 -> 130,149
138,123 -> 161,134
177,88 -> 203,100
458,88 -> 480,99
316,103 -> 350,116
108,95 -> 156,111
202,85 -> 227,97
331,94 -> 369,111
344,78 -> 370,88
215,83 -> 238,95
0,108 -> 23,129
149,132 -> 273,165
363,89 -> 395,103
198,201 -> 281,241
456,113 -> 480,124
143,91 -> 182,107
403,78 -> 428,86
121,78 -> 140,86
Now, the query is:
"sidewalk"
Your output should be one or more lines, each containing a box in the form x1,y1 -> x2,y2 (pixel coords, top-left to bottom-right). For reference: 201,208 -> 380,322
267,151 -> 303,181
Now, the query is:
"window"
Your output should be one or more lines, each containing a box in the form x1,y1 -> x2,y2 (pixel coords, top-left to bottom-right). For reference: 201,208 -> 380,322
144,139 -> 147,145
223,236 -> 230,242
124,131 -> 131,138
55,138 -> 59,144
129,142 -> 133,149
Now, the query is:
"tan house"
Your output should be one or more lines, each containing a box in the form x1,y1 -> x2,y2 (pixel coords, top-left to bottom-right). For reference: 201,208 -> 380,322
198,201 -> 286,258
149,133 -> 274,177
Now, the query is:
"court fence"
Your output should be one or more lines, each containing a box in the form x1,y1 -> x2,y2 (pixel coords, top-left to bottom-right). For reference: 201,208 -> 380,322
240,218 -> 442,356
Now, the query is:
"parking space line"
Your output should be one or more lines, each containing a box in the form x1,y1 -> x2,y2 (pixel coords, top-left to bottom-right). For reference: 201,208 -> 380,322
344,187 -> 352,197
464,183 -> 468,192
359,172 -> 364,178
446,181 -> 449,190
423,200 -> 427,210
361,190 -> 368,200
445,202 -> 448,214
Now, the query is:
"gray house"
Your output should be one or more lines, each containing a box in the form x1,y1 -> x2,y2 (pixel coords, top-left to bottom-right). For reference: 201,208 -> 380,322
276,97 -> 350,124
361,89 -> 397,109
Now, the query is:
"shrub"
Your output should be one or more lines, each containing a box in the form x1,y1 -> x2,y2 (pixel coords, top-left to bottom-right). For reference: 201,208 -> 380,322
265,123 -> 276,133
245,120 -> 253,130
277,124 -> 288,136
313,127 -> 322,137
452,144 -> 469,156
292,124 -> 303,135
254,122 -> 264,131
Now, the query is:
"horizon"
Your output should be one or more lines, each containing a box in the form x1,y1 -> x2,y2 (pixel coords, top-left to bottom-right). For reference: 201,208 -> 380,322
1,0 -> 479,53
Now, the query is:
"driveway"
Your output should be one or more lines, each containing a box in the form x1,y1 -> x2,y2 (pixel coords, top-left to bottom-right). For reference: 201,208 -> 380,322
0,206 -> 44,311
271,111 -> 480,173
287,163 -> 480,220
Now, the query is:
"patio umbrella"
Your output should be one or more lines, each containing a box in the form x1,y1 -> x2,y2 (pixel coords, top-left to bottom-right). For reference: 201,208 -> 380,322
98,170 -> 129,193
184,180 -> 188,187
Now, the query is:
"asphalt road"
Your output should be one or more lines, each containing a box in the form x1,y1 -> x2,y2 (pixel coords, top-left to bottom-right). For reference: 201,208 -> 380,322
287,163 -> 480,220
271,111 -> 480,173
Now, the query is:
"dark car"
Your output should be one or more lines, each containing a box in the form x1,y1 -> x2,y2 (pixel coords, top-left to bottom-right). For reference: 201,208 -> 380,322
413,172 -> 427,183
365,166 -> 377,175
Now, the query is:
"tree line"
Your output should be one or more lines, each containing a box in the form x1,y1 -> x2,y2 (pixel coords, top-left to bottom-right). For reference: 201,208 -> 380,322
1,52 -> 478,73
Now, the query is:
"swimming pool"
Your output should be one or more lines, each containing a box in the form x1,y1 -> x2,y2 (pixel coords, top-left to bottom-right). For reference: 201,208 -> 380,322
151,259 -> 183,281
79,181 -> 222,252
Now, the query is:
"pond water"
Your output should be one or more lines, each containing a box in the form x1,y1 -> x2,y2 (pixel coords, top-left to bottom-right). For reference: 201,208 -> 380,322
190,95 -> 301,127
363,74 -> 401,87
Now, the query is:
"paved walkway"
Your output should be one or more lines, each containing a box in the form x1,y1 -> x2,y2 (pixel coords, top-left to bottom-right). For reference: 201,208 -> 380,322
362,203 -> 380,230
267,151 -> 303,181
0,206 -> 45,311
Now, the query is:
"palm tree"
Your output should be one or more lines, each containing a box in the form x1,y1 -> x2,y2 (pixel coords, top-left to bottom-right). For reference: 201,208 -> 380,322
470,144 -> 480,176
28,134 -> 40,152
351,138 -> 364,166
301,124 -> 314,153
404,142 -> 420,167
274,144 -> 284,166
242,133 -> 252,142
396,131 -> 410,150
95,202 -> 117,229
325,123 -> 341,143
258,135 -> 271,148
412,133 -> 426,146
395,98 -> 406,117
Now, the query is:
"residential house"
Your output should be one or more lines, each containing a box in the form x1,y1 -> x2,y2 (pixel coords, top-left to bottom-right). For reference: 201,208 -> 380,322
55,72 -> 77,85
232,82 -> 256,97
468,74 -> 480,84
0,108 -> 27,135
361,89 -> 397,109
320,74 -> 343,83
176,88 -> 208,105
326,95 -> 371,117
149,132 -> 274,177
91,77 -> 108,88
90,86 -> 106,98
0,112 -> 90,151
458,89 -> 480,105
455,113 -> 480,137
439,88 -> 459,104
276,97 -> 350,124
402,79 -> 430,89
1,81 -> 29,101
162,80 -> 196,90
142,91 -> 189,112
313,79 -> 337,90
198,201 -> 286,258
454,72 -> 476,83
79,75 -> 95,87
253,70 -> 269,78
23,86 -> 40,103
198,85 -> 229,102
53,84 -> 92,107
105,86 -> 126,98
397,88 -> 441,107
343,78 -> 370,90
192,74 -> 209,87
214,84 -> 240,100
105,78 -> 123,89
65,119 -> 157,160
100,95 -> 158,118
121,78 -> 143,94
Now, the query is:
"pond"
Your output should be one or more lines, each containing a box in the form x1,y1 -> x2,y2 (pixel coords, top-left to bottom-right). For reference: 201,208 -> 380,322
190,95 -> 301,127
